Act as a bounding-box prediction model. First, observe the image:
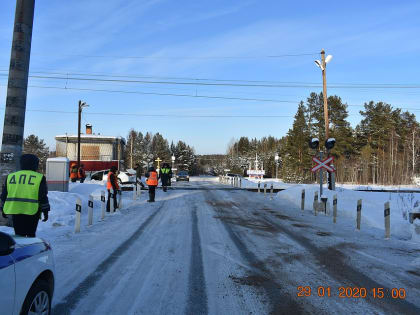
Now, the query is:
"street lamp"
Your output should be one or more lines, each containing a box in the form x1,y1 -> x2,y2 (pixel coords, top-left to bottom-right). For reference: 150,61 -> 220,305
314,49 -> 333,142
274,153 -> 279,179
77,100 -> 89,169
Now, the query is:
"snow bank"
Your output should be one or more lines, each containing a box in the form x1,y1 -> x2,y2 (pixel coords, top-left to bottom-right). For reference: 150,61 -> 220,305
276,184 -> 420,243
0,180 -> 136,236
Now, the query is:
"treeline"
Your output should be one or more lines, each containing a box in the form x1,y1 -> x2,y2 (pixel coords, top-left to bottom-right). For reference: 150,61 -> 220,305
226,92 -> 420,185
124,130 -> 199,174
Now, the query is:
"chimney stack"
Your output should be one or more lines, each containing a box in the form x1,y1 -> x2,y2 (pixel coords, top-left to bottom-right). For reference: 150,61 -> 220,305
86,124 -> 92,134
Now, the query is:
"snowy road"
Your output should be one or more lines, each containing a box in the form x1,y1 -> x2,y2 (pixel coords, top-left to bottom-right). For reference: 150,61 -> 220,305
50,178 -> 420,315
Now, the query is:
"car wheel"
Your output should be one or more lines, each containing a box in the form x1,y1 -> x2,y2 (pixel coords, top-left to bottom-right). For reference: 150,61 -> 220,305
20,280 -> 51,315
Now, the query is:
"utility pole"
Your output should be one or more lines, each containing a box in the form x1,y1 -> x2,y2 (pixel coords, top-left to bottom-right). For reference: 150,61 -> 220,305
321,49 -> 329,141
77,100 -> 88,169
130,136 -> 133,169
0,1 -> 35,195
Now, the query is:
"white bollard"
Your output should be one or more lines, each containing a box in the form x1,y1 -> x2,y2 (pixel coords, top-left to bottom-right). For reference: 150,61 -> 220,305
333,194 -> 337,223
270,184 -> 273,200
88,195 -> 93,226
384,201 -> 390,239
239,178 -> 242,188
356,199 -> 362,230
118,190 -> 123,209
110,189 -> 115,213
301,189 -> 305,211
257,182 -> 261,193
101,191 -> 106,220
75,198 -> 82,233
264,183 -> 267,196
313,191 -> 318,216
133,185 -> 136,200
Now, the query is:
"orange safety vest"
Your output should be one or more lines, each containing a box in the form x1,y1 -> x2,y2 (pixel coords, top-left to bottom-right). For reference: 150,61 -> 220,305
107,172 -> 120,190
146,171 -> 158,186
70,168 -> 78,179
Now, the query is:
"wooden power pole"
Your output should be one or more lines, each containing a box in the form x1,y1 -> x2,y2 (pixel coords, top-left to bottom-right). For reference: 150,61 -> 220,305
321,49 -> 329,141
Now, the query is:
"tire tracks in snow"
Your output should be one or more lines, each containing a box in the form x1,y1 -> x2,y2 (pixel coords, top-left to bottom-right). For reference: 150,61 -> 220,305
185,202 -> 208,315
240,192 -> 420,315
52,201 -> 166,315
205,190 -> 305,315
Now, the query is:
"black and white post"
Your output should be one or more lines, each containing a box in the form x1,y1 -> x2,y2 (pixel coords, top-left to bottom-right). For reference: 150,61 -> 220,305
301,189 -> 305,211
88,195 -> 94,226
384,201 -> 390,239
333,194 -> 337,223
75,198 -> 82,233
101,191 -> 106,220
356,199 -> 362,230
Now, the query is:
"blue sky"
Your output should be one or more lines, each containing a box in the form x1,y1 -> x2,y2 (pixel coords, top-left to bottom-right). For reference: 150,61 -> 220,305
1,0 -> 419,154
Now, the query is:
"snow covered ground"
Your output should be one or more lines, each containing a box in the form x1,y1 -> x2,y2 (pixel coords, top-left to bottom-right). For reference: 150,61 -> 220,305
1,177 -> 419,314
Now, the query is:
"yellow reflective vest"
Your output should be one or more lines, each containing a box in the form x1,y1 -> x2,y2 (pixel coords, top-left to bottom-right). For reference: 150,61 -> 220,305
3,170 -> 43,215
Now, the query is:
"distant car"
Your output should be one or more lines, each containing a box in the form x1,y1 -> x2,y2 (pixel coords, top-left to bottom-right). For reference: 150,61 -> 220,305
90,169 -> 136,185
176,171 -> 189,182
226,173 -> 242,178
0,232 -> 55,315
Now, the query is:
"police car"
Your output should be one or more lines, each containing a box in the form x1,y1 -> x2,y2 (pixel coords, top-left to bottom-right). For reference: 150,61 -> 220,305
0,231 -> 55,315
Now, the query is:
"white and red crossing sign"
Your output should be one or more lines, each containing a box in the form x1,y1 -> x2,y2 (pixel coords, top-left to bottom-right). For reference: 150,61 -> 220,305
311,156 -> 335,173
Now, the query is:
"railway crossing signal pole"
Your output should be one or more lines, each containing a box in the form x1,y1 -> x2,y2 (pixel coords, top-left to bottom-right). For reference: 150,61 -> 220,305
0,0 -> 35,196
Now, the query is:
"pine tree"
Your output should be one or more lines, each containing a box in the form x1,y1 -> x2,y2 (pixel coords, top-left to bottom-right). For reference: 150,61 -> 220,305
23,135 -> 49,173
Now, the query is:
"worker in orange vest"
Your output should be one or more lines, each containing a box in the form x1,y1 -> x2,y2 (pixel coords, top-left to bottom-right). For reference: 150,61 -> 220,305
70,164 -> 78,182
145,166 -> 158,202
78,164 -> 86,183
106,166 -> 120,211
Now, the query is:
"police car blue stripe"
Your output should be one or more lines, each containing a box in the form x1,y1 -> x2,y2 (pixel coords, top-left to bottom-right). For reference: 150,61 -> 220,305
0,255 -> 14,270
10,243 -> 48,263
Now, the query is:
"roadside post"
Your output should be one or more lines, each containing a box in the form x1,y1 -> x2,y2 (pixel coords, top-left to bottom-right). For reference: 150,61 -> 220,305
88,195 -> 94,226
264,183 -> 267,196
301,189 -> 305,211
137,183 -> 141,196
101,191 -> 106,220
333,194 -> 337,223
118,190 -> 123,209
270,184 -> 273,200
110,189 -> 115,213
258,182 -> 261,193
75,198 -> 82,233
356,199 -> 362,230
313,191 -> 318,216
239,178 -> 242,188
385,202 -> 390,239
321,195 -> 328,215
132,184 -> 136,200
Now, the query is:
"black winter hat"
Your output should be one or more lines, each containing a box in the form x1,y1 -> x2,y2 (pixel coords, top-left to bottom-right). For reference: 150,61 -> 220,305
148,166 -> 155,171
20,154 -> 39,171
110,166 -> 117,173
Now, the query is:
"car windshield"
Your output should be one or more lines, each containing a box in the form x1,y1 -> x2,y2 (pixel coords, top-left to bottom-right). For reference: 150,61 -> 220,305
178,171 -> 188,175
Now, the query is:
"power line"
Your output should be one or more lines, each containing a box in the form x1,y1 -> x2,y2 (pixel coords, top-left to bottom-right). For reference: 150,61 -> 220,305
22,84 -> 299,103
2,72 -> 420,89
2,69 -> 420,88
29,52 -> 319,60
1,83 -> 418,110
0,107 -> 295,118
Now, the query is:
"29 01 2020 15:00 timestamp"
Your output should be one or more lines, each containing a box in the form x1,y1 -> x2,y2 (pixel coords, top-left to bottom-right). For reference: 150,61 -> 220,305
297,286 -> 406,299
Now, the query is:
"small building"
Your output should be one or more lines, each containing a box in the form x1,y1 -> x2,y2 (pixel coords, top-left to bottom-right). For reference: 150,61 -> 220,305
55,124 -> 126,172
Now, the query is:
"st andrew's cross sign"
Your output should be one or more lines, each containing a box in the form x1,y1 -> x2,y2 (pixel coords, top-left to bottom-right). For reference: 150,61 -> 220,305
311,156 -> 335,173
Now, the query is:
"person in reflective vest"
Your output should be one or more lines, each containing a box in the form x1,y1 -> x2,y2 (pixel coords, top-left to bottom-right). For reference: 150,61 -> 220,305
0,154 -> 50,237
106,166 -> 120,212
145,166 -> 158,202
78,164 -> 86,183
70,164 -> 78,182
159,163 -> 172,192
